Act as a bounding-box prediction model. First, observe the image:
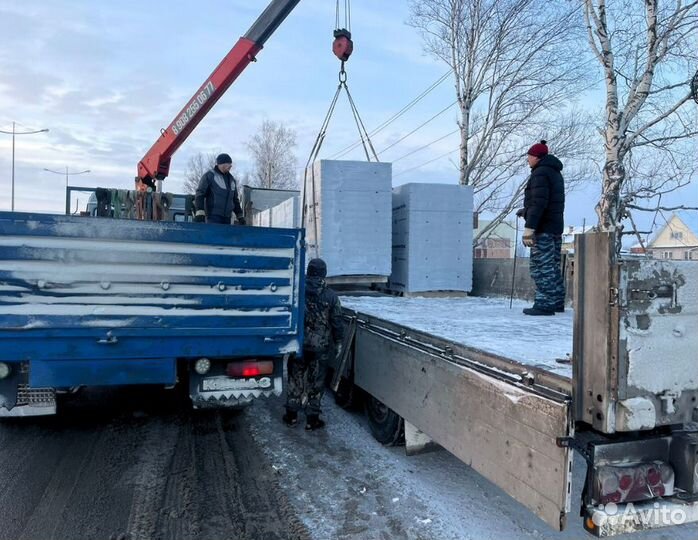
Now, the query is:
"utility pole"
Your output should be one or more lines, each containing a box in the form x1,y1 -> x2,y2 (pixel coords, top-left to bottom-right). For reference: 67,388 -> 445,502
0,122 -> 49,211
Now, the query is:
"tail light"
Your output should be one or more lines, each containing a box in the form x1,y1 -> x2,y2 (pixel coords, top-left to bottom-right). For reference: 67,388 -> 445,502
594,461 -> 675,504
226,361 -> 274,378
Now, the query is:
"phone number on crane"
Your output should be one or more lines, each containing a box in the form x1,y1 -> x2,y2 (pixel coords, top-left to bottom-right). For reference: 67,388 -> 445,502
171,81 -> 216,136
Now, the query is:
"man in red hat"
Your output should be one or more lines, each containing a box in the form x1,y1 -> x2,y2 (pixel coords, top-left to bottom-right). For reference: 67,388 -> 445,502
516,140 -> 566,316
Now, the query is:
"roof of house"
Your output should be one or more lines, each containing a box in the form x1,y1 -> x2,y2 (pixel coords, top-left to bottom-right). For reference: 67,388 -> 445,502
678,211 -> 698,235
647,211 -> 698,248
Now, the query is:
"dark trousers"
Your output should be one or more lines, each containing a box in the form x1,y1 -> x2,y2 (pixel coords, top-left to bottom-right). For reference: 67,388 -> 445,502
285,350 -> 328,416
206,215 -> 230,224
530,233 -> 565,310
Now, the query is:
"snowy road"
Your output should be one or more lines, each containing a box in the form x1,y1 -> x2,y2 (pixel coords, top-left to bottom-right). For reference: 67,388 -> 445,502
2,385 -> 698,539
0,387 -> 309,540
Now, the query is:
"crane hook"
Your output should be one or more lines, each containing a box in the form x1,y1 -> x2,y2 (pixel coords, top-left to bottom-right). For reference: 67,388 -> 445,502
333,28 -> 353,62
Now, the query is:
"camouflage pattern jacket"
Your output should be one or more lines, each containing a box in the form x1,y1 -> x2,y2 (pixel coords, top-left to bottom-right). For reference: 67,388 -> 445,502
303,276 -> 345,353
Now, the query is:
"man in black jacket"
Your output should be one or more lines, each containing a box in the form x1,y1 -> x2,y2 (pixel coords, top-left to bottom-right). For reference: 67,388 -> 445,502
517,140 -> 566,316
283,258 -> 345,430
194,153 -> 246,224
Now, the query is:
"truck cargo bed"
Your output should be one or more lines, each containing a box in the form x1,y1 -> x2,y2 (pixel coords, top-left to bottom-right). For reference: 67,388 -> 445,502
0,212 -> 304,405
341,295 -> 573,377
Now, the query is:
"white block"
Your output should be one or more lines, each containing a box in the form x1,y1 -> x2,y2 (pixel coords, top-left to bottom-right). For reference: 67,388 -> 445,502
243,186 -> 299,228
252,208 -> 272,227
390,183 -> 473,293
304,160 -> 392,278
270,196 -> 300,228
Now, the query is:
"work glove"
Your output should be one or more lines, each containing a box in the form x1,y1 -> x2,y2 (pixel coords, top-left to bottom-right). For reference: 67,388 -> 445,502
515,208 -> 525,218
522,227 -> 536,247
194,214 -> 205,223
236,216 -> 246,225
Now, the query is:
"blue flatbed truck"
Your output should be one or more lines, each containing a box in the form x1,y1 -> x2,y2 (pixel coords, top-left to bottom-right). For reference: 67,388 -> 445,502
0,211 -> 304,416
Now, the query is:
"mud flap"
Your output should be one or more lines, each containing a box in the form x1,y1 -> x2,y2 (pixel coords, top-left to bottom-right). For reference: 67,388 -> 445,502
404,420 -> 441,456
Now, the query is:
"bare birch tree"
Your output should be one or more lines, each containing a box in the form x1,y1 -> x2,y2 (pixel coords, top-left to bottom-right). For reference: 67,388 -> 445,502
583,0 -> 698,231
409,0 -> 594,243
183,152 -> 219,195
246,120 -> 299,190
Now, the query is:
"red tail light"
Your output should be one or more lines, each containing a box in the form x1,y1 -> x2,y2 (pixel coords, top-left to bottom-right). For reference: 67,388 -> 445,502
594,461 -> 674,504
226,361 -> 274,378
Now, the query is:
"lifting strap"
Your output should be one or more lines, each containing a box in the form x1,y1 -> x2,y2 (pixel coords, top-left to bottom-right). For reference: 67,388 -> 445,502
301,64 -> 379,256
301,0 -> 377,257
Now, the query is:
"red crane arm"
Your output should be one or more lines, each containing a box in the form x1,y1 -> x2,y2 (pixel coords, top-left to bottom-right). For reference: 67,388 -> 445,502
137,0 -> 301,184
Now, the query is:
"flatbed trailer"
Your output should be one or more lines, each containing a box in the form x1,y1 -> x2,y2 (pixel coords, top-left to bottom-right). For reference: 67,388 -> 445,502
329,232 -> 698,537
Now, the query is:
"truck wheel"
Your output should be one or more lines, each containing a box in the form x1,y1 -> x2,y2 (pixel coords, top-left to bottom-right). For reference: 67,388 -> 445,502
365,395 -> 403,446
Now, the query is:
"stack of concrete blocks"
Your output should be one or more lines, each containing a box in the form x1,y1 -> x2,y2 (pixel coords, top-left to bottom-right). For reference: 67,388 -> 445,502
389,183 -> 474,294
304,160 -> 392,279
241,186 -> 299,226
251,196 -> 300,228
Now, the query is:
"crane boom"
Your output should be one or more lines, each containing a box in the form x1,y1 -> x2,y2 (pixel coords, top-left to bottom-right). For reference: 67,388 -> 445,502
137,0 -> 301,185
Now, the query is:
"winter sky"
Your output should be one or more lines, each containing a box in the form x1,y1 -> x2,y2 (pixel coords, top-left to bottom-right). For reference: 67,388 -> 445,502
0,0 -> 695,232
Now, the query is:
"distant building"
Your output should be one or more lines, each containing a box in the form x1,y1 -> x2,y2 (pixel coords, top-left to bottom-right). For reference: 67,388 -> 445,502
641,213 -> 698,261
474,220 -> 516,259
561,225 -> 590,253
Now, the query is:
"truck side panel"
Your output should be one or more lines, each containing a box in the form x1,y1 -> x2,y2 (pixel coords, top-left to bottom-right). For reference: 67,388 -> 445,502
351,316 -> 573,531
0,212 -> 304,390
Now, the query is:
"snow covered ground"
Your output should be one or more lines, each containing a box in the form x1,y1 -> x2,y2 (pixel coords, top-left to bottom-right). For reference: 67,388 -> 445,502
250,396 -> 698,540
341,295 -> 573,376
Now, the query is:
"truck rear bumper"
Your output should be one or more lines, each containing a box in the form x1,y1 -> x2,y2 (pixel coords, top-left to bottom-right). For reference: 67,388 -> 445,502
0,385 -> 57,417
0,402 -> 57,417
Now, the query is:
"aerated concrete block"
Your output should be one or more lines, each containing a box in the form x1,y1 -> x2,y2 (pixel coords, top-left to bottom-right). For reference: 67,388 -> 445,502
270,196 -> 300,228
304,160 -> 392,278
390,183 -> 473,293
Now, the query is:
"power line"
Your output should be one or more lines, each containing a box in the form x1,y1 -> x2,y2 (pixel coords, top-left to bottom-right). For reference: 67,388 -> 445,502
329,70 -> 452,159
391,128 -> 460,164
393,147 -> 460,178
378,100 -> 458,156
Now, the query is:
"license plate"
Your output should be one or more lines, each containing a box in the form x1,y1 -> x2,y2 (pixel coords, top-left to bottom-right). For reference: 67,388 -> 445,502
201,376 -> 269,392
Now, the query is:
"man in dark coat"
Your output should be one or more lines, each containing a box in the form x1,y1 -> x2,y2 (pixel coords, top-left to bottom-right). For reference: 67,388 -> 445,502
517,140 -> 566,316
194,153 -> 245,224
283,258 -> 345,430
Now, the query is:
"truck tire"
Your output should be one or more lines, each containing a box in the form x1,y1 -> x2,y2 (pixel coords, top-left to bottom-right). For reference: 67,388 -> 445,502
365,395 -> 403,446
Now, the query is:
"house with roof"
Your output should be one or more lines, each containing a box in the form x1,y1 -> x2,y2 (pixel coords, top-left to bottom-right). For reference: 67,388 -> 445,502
474,219 -> 517,258
561,225 -> 592,253
636,212 -> 698,261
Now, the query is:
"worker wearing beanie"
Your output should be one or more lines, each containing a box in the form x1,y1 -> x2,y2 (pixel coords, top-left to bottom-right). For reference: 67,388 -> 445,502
283,258 -> 345,431
516,140 -> 566,316
194,153 -> 246,225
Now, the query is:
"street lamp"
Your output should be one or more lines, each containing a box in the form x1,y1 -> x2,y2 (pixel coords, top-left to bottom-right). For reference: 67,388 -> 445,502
0,122 -> 49,211
43,166 -> 91,188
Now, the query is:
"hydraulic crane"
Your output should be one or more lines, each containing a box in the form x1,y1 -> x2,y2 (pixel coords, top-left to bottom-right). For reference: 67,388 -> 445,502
136,0 -> 354,189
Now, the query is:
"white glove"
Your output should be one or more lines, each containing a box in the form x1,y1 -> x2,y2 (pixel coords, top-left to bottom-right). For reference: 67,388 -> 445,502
522,228 -> 536,247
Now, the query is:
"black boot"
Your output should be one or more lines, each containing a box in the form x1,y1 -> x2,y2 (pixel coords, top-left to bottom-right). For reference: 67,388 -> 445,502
305,415 -> 325,431
554,303 -> 565,313
282,409 -> 298,427
523,305 -> 555,316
